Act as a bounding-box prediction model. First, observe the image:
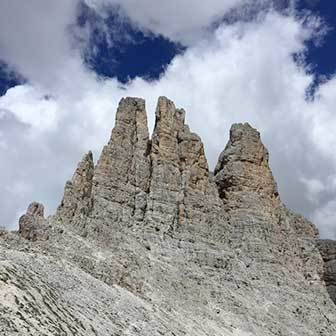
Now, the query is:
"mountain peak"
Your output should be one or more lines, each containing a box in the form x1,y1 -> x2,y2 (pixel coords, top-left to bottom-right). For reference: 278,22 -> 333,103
1,97 -> 336,335
215,122 -> 279,201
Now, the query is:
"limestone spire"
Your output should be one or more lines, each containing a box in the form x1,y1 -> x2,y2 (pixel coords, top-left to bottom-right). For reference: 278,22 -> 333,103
92,97 -> 151,222
56,151 -> 94,224
19,202 -> 48,241
214,122 -> 279,202
145,96 -> 211,230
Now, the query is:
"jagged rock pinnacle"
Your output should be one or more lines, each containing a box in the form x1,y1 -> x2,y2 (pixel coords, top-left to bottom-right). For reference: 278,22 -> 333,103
19,202 -> 48,241
56,151 -> 94,226
151,96 -> 183,163
214,122 -> 279,202
145,96 -> 212,230
92,97 -> 151,221
213,123 -> 321,281
27,202 -> 45,217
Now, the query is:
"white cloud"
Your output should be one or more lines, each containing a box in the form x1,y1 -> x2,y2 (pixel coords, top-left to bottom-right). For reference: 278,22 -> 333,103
312,200 -> 336,238
0,86 -> 59,131
0,1 -> 84,92
1,3 -> 336,239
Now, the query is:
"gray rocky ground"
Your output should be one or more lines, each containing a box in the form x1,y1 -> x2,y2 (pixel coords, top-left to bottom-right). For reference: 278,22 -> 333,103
1,97 -> 336,335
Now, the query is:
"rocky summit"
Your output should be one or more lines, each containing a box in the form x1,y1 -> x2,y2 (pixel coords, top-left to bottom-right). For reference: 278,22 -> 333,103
1,97 -> 336,336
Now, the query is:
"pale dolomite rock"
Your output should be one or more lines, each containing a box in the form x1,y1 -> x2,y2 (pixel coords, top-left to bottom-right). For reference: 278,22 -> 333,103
1,97 -> 336,336
146,96 -> 214,232
56,151 -> 94,233
92,97 -> 151,229
214,122 -> 279,201
214,123 -> 322,278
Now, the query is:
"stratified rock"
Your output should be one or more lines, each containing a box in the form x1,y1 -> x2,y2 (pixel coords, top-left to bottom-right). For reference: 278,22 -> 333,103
318,239 -> 336,303
19,202 -> 48,241
56,151 -> 94,229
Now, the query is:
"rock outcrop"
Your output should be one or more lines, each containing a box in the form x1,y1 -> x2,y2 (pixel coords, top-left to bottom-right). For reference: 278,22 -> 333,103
18,202 -> 48,241
2,97 -> 336,336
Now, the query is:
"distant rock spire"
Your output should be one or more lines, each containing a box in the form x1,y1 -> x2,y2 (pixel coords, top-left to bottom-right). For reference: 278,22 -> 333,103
56,151 -> 94,225
214,122 -> 279,203
19,202 -> 48,241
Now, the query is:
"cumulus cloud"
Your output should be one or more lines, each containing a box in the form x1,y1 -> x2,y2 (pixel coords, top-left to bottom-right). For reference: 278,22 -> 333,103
0,1 -> 84,92
1,2 -> 336,238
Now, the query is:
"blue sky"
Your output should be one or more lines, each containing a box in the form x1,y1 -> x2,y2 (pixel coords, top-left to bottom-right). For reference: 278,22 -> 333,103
1,0 -> 336,238
298,0 -> 336,77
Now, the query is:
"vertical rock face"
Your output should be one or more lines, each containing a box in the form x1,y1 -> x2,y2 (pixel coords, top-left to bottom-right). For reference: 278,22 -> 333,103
92,97 -> 151,226
56,151 -> 94,227
19,202 -> 48,241
318,240 -> 336,303
146,97 -> 211,232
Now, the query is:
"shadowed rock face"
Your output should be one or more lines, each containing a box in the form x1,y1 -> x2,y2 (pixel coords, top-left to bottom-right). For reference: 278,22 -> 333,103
2,97 -> 336,336
18,202 -> 48,241
318,240 -> 336,303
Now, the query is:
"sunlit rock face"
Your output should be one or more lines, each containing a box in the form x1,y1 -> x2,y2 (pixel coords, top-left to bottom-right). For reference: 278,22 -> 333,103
1,97 -> 336,336
214,122 -> 279,201
56,151 -> 94,231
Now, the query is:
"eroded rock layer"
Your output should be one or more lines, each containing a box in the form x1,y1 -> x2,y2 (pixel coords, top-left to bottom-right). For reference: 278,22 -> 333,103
1,97 -> 336,336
